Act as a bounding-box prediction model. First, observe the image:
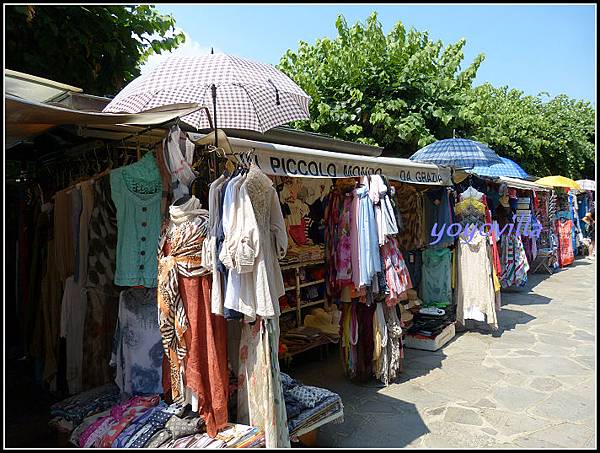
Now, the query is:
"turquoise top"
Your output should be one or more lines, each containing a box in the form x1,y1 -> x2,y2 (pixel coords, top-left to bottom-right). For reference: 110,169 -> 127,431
110,152 -> 162,288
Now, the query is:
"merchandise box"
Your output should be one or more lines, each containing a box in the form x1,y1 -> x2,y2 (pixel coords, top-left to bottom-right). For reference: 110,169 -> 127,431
404,322 -> 456,351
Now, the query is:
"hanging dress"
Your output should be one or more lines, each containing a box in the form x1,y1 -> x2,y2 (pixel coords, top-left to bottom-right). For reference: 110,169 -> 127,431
456,231 -> 498,330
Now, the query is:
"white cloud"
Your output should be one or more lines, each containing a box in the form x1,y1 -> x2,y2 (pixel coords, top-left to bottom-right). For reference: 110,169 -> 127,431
140,29 -> 221,74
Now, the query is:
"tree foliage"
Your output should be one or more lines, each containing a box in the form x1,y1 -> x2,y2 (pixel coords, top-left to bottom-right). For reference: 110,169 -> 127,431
461,85 -> 596,179
278,12 -> 485,154
6,5 -> 185,96
279,12 -> 595,179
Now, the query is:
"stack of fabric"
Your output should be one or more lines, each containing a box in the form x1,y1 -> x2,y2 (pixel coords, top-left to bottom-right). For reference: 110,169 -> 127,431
408,307 -> 454,340
211,423 -> 265,448
49,383 -> 121,433
281,244 -> 325,265
49,384 -> 266,448
280,373 -> 344,438
154,423 -> 265,448
280,326 -> 327,354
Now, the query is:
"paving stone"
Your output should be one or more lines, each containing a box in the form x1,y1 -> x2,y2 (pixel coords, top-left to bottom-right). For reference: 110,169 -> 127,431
444,407 -> 483,426
529,377 -> 562,392
492,385 -> 547,411
420,422 -> 499,448
478,408 -> 550,436
513,423 -> 593,448
570,355 -> 595,369
573,343 -> 597,356
465,397 -> 497,409
535,333 -> 581,348
528,391 -> 595,422
571,330 -> 595,341
501,371 -> 530,386
583,433 -> 596,448
359,399 -> 400,415
509,349 -> 541,356
493,356 -> 590,376
330,412 -> 430,448
426,379 -> 491,404
562,378 -> 596,401
530,342 -> 575,357
426,406 -> 446,416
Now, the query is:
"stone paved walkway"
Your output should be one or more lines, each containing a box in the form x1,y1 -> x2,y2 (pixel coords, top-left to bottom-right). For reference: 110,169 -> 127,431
292,258 -> 596,448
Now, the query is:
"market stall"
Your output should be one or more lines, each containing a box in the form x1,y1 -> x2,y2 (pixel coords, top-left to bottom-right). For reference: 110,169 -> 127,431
188,130 -> 459,382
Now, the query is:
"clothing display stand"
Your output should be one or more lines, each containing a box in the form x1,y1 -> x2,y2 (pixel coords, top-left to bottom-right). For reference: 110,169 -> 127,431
530,249 -> 555,274
280,260 -> 327,325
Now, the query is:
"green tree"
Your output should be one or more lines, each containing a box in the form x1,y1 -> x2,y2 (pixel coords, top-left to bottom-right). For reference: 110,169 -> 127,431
462,85 -> 595,179
278,12 -> 485,156
6,5 -> 185,96
279,12 -> 595,179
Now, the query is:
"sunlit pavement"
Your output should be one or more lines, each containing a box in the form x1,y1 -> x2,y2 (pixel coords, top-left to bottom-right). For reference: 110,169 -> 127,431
292,257 -> 596,448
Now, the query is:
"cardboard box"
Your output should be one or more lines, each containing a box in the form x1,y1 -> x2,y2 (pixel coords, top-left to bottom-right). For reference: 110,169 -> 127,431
405,322 -> 455,351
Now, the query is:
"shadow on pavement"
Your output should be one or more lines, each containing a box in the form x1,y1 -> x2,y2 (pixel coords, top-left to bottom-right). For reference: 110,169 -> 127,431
289,346 -> 435,447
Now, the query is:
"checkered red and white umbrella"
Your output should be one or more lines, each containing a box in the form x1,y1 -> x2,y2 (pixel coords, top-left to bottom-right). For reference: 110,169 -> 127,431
103,54 -> 311,133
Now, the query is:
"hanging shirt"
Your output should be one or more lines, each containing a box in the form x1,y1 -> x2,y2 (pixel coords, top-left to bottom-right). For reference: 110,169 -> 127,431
207,174 -> 228,316
425,187 -> 454,248
221,174 -> 245,314
111,152 -> 162,287
355,184 -> 381,287
420,247 -> 452,307
111,287 -> 163,396
350,189 -> 361,289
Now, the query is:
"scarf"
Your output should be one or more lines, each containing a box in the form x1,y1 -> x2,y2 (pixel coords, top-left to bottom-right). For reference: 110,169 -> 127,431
169,196 -> 208,226
157,213 -> 208,403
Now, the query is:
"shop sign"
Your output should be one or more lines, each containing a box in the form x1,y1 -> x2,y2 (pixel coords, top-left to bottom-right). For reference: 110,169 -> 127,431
231,149 -> 450,185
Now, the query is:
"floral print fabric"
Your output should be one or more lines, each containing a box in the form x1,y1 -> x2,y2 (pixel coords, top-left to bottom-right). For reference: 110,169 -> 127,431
111,288 -> 163,397
380,237 -> 413,306
394,183 -> 426,252
237,318 -> 290,448
336,195 -> 353,284
97,395 -> 160,448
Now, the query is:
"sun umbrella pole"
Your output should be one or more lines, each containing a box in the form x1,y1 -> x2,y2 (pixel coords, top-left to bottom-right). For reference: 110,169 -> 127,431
211,83 -> 218,178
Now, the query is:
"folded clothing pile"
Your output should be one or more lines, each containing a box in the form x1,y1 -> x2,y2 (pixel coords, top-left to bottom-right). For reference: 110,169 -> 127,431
280,373 -> 344,437
155,423 -> 264,448
302,284 -> 325,302
49,383 -> 121,433
71,394 -> 204,448
50,384 -> 265,448
280,244 -> 325,265
408,306 -> 455,339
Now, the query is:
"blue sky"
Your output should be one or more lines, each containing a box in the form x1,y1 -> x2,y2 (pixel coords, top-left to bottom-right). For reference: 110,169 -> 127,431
151,4 -> 596,103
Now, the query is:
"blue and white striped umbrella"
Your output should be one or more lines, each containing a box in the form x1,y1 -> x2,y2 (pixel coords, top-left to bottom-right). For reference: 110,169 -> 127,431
409,138 -> 503,168
469,157 -> 529,179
